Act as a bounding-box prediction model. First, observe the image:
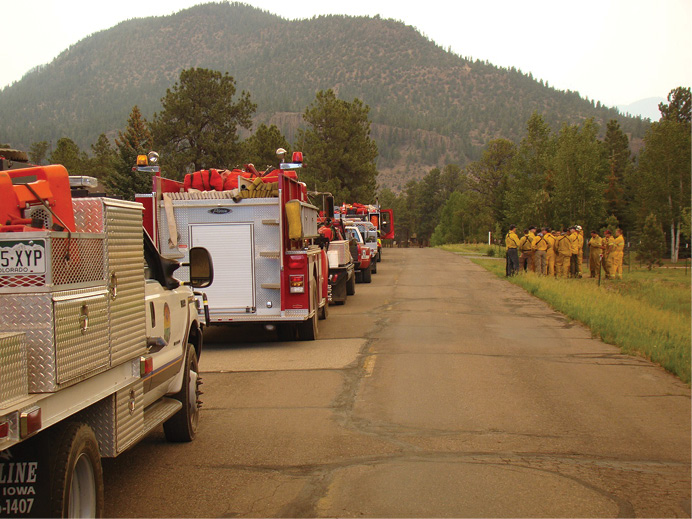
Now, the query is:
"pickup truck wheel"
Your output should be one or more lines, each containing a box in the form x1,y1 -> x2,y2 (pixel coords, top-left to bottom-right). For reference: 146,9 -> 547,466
346,272 -> 356,295
50,422 -> 104,519
363,264 -> 372,283
164,344 -> 200,442
372,259 -> 377,274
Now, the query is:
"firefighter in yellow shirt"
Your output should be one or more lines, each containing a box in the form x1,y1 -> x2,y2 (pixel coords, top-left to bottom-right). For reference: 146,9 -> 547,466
612,228 -> 625,279
544,228 -> 556,276
505,224 -> 521,276
603,230 -> 614,279
567,227 -> 580,278
555,229 -> 573,278
575,225 -> 584,278
532,228 -> 549,275
588,230 -> 603,278
519,227 -> 536,272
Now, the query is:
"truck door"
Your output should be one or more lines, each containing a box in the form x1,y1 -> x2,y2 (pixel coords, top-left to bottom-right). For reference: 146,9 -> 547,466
190,224 -> 255,314
380,209 -> 394,240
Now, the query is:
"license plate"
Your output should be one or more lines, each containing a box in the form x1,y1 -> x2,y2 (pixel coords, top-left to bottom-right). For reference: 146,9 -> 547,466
0,240 -> 46,275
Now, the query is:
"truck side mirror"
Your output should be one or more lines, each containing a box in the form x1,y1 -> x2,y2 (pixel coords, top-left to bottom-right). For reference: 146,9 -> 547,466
187,247 -> 214,289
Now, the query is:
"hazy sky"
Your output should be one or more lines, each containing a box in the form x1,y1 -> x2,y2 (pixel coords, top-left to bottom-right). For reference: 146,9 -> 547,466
2,0 -> 690,109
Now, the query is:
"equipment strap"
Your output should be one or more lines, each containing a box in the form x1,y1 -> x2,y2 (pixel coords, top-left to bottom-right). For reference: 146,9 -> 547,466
163,193 -> 179,249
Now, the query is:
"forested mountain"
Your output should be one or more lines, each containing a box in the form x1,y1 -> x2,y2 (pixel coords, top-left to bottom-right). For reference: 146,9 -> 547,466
0,2 -> 650,190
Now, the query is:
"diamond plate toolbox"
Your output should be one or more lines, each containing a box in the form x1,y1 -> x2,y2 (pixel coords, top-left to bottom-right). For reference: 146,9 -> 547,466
0,332 -> 28,408
0,197 -> 146,393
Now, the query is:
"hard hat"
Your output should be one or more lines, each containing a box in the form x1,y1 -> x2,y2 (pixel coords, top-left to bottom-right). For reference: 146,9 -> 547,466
576,225 -> 582,231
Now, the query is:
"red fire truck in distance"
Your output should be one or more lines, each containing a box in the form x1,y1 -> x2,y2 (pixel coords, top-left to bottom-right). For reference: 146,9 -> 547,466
336,202 -> 394,261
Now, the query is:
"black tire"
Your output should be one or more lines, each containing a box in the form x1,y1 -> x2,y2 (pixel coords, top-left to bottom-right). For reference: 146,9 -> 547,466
377,250 -> 382,262
346,272 -> 356,295
163,344 -> 201,442
50,422 -> 104,518
362,264 -> 372,283
372,258 -> 377,274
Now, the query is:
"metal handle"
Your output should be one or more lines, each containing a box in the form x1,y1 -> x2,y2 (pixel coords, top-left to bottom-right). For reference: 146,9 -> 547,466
109,271 -> 118,299
79,303 -> 89,334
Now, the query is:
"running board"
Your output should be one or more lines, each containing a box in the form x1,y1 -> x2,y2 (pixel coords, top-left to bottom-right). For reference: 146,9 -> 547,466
142,397 -> 182,436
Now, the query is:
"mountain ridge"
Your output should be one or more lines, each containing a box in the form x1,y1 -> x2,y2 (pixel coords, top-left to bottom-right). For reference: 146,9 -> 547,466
0,2 -> 649,190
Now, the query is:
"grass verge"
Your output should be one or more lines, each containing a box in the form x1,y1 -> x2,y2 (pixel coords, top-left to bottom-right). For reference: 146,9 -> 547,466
468,256 -> 691,384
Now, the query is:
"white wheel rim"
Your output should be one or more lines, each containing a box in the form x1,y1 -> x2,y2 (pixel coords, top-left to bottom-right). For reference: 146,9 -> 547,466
68,453 -> 97,518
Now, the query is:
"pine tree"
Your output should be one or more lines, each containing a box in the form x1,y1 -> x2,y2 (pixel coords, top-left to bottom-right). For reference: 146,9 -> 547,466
49,138 -> 88,174
104,106 -> 153,200
636,213 -> 666,270
636,87 -> 691,262
28,141 -> 50,165
603,120 -> 633,228
296,89 -> 378,203
150,68 -> 256,178
240,124 -> 290,171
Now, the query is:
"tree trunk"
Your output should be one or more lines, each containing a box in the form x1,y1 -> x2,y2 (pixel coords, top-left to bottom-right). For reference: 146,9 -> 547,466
673,222 -> 680,263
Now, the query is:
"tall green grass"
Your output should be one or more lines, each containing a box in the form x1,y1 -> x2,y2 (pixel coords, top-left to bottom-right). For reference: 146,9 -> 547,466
469,257 -> 691,384
440,243 -> 505,257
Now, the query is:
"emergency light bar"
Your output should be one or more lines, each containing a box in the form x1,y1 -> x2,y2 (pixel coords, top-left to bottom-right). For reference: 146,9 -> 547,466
69,176 -> 99,188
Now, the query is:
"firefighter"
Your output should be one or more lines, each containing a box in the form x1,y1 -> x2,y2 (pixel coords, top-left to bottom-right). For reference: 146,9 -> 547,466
519,227 -> 536,272
555,229 -> 573,278
588,230 -> 603,278
568,227 -> 580,278
576,225 -> 584,278
505,225 -> 521,276
544,227 -> 556,277
318,217 -> 335,241
603,229 -> 614,279
532,228 -> 549,275
613,228 -> 625,279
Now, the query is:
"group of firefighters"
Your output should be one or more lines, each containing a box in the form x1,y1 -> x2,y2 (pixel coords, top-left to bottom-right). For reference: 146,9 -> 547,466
505,225 -> 626,279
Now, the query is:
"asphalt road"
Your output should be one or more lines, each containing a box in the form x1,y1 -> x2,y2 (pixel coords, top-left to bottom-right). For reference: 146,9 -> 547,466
104,247 -> 691,518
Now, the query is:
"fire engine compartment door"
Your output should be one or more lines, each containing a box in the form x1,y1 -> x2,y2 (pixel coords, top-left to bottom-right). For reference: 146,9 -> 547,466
189,223 -> 255,312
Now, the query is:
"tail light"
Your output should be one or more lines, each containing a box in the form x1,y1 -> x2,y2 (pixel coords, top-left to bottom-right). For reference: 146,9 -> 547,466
140,356 -> 154,376
289,275 -> 305,293
20,407 -> 41,438
288,255 -> 307,269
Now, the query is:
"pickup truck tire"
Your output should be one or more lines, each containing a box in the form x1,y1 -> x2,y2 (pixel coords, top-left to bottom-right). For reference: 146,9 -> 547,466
372,259 -> 377,274
362,264 -> 372,283
50,422 -> 104,518
164,344 -> 200,442
346,272 -> 356,296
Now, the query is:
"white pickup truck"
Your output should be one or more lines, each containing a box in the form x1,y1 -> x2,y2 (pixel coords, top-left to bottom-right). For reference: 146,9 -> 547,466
0,166 -> 213,517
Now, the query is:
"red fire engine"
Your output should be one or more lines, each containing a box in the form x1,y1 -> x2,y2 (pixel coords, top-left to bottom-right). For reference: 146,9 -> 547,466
136,151 -> 328,341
